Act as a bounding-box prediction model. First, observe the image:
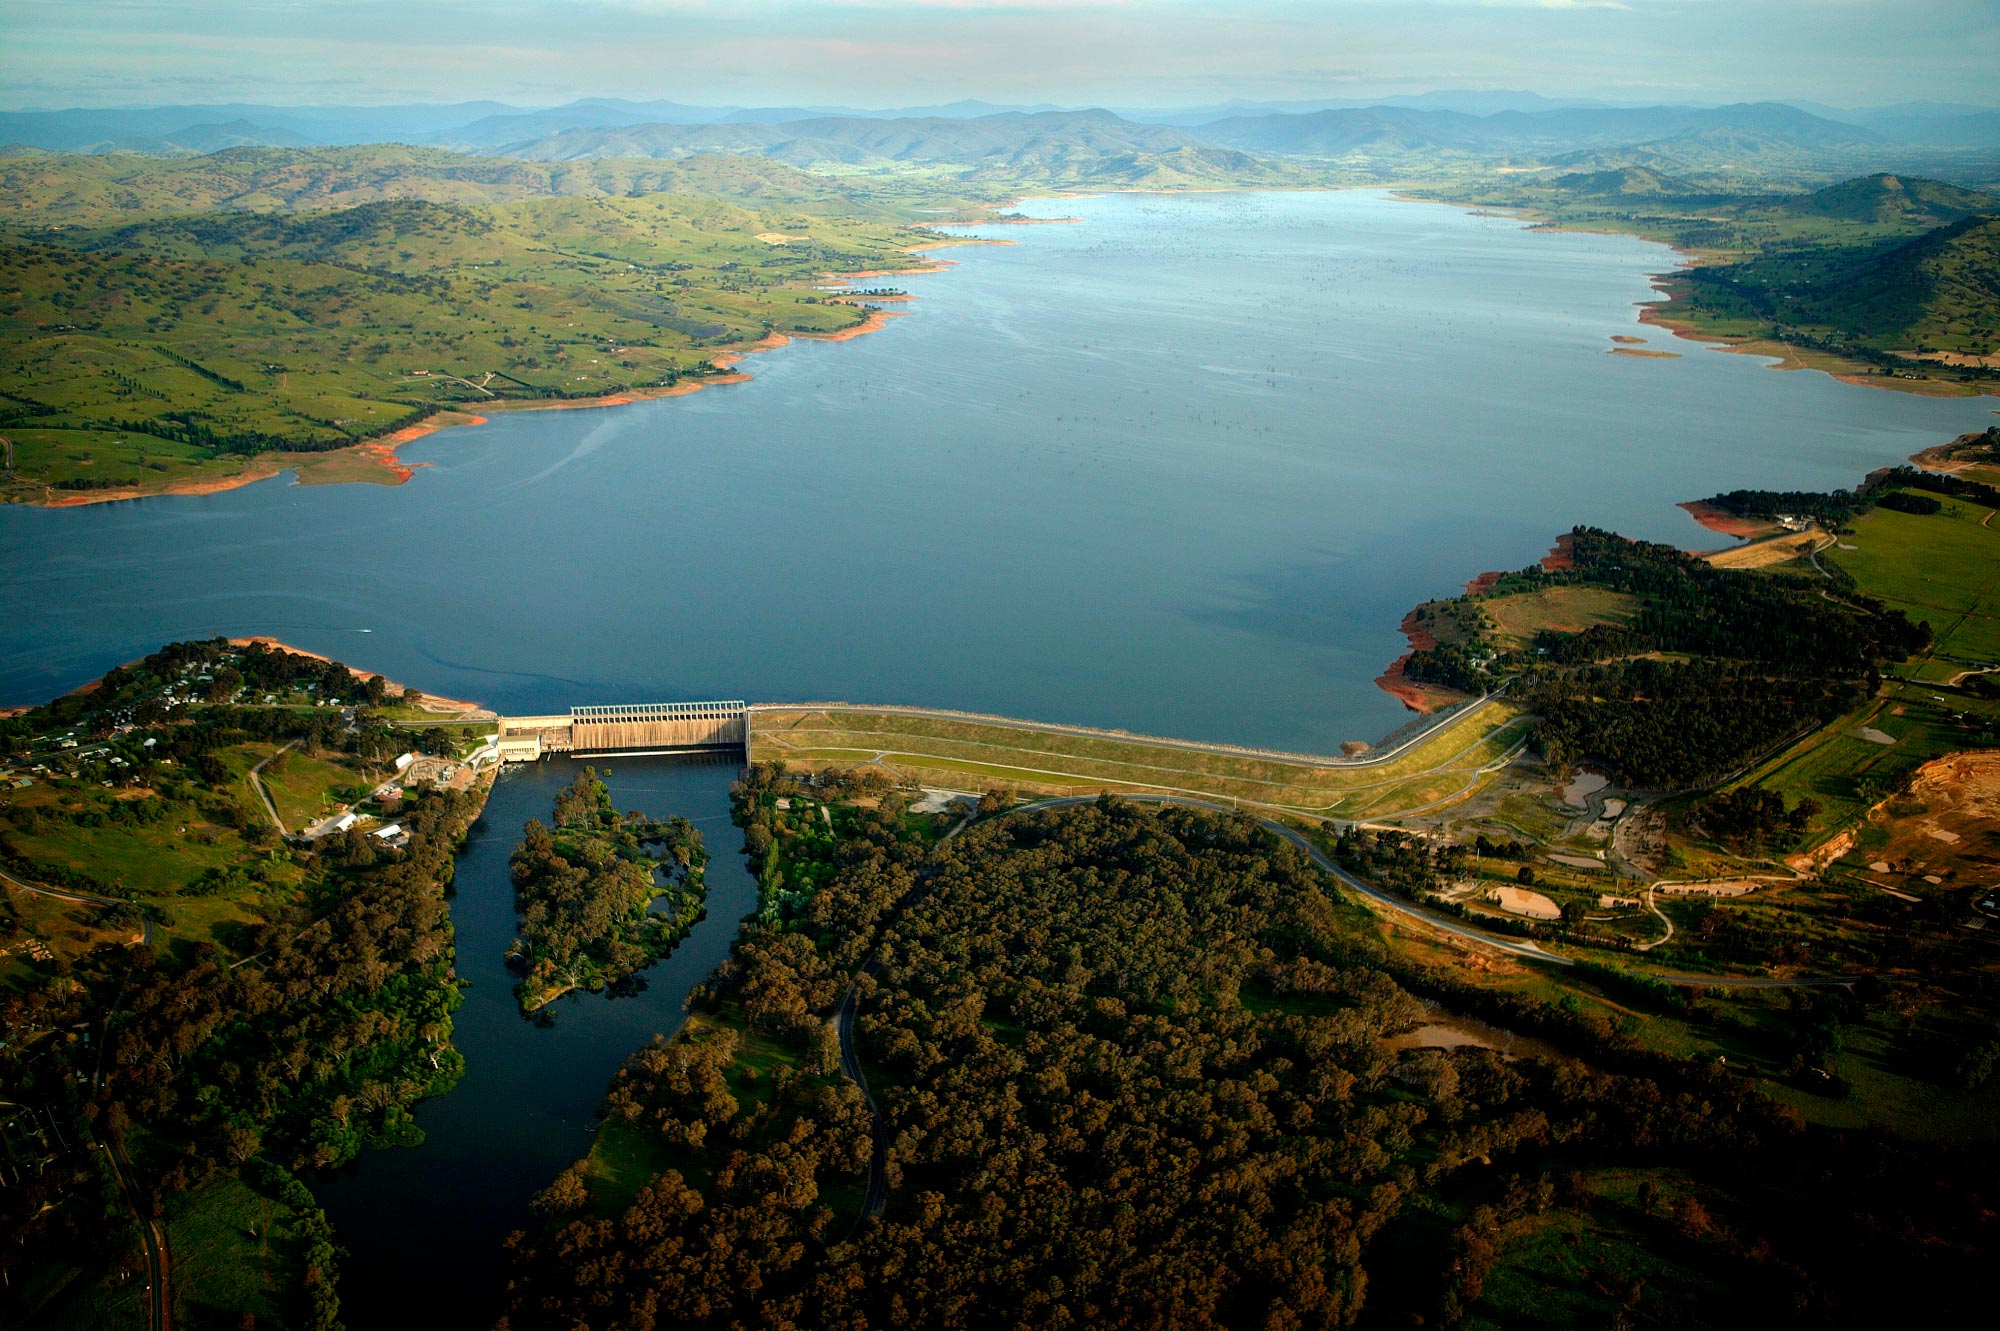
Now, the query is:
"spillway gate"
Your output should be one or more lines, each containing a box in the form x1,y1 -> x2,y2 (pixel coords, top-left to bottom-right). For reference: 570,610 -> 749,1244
496,701 -> 748,762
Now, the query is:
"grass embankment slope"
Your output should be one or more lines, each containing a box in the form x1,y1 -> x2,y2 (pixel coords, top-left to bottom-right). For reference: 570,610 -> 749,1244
748,701 -> 1528,820
0,149 -> 974,503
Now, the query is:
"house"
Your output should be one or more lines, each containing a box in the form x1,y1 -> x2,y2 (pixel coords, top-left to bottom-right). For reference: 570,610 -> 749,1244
393,752 -> 417,772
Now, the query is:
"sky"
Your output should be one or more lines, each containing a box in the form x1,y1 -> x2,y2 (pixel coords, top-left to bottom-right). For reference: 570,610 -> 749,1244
1,0 -> 1996,112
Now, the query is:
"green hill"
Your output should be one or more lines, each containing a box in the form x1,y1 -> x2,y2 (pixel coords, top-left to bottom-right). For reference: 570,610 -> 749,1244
0,145 -> 954,228
1801,214 -> 2000,349
1685,212 -> 2000,356
1774,172 -> 1998,226
1550,166 -> 1692,196
0,179 -> 938,501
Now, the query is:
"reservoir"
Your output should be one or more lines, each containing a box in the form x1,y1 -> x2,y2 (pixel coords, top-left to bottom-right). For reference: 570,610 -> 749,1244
3,189 -> 1993,753
4,189 -> 1995,1324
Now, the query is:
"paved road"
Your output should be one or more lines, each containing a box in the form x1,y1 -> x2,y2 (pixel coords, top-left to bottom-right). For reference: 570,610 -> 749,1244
1008,796 -> 1862,988
0,864 -> 150,947
1638,884 -> 1676,952
834,977 -> 888,1235
105,1131 -> 170,1331
246,739 -> 298,837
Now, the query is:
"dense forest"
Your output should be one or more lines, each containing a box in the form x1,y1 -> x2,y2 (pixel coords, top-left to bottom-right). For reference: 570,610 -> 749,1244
498,778 -> 1999,1328
1403,525 -> 1929,786
507,768 -> 707,1012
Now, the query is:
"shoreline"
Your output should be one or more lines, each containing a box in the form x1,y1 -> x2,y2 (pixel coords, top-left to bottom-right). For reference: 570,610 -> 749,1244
12,634 -> 494,720
29,410 -> 492,510
14,236 -> 994,511
1375,608 -> 1465,714
224,636 -> 496,719
1910,429 -> 1997,475
1678,500 -> 1772,541
1403,188 -> 1998,402
1634,293 -> 1997,399
1371,536 -> 1574,711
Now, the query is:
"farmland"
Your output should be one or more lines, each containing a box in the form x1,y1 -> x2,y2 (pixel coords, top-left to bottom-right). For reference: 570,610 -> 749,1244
1826,484 -> 2000,681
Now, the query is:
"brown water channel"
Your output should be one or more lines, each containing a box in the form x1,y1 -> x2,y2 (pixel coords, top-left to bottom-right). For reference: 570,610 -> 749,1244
1382,999 -> 1563,1061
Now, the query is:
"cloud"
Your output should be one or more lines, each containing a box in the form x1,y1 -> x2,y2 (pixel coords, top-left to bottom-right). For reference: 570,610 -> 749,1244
0,0 -> 1992,110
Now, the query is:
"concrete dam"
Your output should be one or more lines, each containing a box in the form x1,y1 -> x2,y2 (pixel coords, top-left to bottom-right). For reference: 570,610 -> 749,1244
496,701 -> 749,762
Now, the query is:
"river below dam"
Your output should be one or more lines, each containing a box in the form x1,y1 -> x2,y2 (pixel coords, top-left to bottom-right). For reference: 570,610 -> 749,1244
314,755 -> 757,1327
4,188 -> 1996,1325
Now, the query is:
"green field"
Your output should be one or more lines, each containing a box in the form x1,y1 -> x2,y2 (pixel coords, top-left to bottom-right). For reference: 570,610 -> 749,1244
1480,585 -> 1639,649
748,702 -> 1530,819
1743,687 -> 1994,837
254,743 -> 373,831
1465,1168 -> 1739,1330
1828,490 -> 2000,680
1737,490 -> 2000,834
165,1173 -> 310,1330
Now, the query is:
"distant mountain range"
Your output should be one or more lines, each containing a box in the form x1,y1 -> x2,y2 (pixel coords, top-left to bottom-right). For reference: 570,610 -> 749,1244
1195,102 -> 1883,157
0,147 -> 912,227
449,110 -> 1294,186
1,95 -> 1995,197
6,94 -> 1998,162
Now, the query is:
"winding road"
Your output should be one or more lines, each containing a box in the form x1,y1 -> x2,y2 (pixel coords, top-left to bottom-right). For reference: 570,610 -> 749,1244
0,864 -> 151,947
245,739 -> 299,837
105,1131 -> 170,1331
1011,795 -> 1862,988
834,976 -> 888,1235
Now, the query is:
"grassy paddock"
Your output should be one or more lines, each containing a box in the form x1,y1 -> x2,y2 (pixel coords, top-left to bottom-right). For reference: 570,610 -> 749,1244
1828,495 -> 2000,678
1740,491 -> 2000,837
747,703 -> 1529,819
165,1173 -> 309,1329
1481,586 -> 1639,648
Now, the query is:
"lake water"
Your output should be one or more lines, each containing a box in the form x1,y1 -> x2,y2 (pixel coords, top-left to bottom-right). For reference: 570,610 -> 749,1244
4,189 -> 1993,754
6,189 -> 1997,1323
